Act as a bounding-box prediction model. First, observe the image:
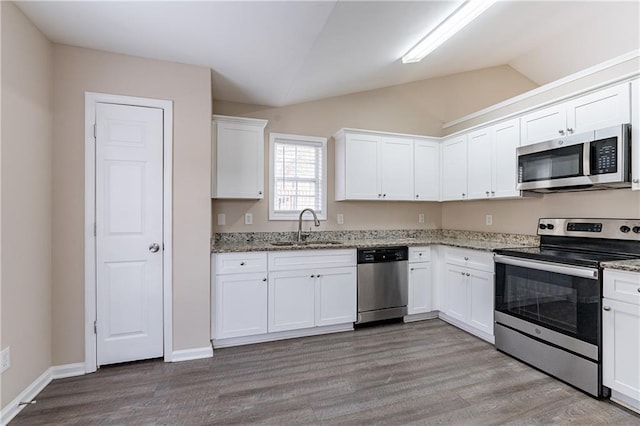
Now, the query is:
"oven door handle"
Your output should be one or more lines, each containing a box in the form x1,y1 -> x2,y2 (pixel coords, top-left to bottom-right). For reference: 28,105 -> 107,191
494,255 -> 599,280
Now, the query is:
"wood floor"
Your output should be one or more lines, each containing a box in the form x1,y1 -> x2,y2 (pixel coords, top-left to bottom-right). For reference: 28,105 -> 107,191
12,319 -> 640,425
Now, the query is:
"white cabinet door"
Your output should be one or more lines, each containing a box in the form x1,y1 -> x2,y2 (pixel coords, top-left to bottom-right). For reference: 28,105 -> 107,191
214,273 -> 268,339
212,116 -> 267,199
414,138 -> 440,201
345,133 -> 380,200
467,128 -> 492,199
408,262 -> 433,314
566,83 -> 630,135
441,135 -> 468,200
520,104 -> 566,146
268,270 -> 315,332
602,297 -> 640,402
445,264 -> 467,322
492,118 -> 520,198
380,136 -> 414,200
468,269 -> 494,336
632,79 -> 639,190
315,267 -> 357,326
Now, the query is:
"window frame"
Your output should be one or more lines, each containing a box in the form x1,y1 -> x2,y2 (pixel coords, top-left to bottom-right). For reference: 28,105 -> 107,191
268,132 -> 328,221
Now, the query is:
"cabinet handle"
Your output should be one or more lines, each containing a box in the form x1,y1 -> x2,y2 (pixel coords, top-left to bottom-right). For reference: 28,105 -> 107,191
462,193 -> 466,197
633,178 -> 639,184
461,272 -> 465,276
491,191 -> 495,195
466,273 -> 470,277
558,129 -> 565,135
262,278 -> 267,282
310,274 -> 315,278
567,128 -> 574,134
383,194 -> 387,198
418,253 -> 422,256
416,194 -> 419,199
258,191 -> 262,195
464,257 -> 469,261
637,288 -> 640,293
486,191 -> 489,196
378,194 -> 382,198
603,306 -> 611,311
410,268 -> 414,271
317,274 -> 321,278
240,262 -> 245,266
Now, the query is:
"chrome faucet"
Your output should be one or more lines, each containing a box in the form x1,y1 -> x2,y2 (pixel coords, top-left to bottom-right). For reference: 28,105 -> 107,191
297,208 -> 320,242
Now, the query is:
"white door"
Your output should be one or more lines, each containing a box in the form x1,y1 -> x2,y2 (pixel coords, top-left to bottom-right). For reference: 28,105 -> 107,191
441,135 -> 468,200
492,119 -> 520,198
414,139 -> 440,201
467,128 -> 492,199
345,133 -> 380,200
468,269 -> 494,336
520,104 -> 566,146
95,103 -> 164,366
315,267 -> 357,326
566,83 -> 630,135
379,136 -> 414,200
268,270 -> 315,332
214,272 -> 268,339
445,265 -> 468,322
408,262 -> 432,315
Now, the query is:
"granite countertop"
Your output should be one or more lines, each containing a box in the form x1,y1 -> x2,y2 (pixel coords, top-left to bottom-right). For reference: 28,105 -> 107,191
601,259 -> 640,273
211,230 -> 539,254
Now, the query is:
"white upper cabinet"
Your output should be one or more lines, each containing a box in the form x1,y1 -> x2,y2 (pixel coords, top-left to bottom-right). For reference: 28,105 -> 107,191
521,83 -> 630,146
632,79 -> 639,190
335,129 -> 414,201
491,119 -> 521,198
441,134 -> 468,201
467,128 -> 492,199
414,138 -> 440,201
212,115 -> 268,199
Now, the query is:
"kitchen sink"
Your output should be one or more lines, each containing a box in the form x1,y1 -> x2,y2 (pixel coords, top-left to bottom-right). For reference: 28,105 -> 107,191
270,240 -> 343,246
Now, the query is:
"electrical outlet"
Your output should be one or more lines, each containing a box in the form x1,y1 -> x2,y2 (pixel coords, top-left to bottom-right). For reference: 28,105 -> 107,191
337,213 -> 344,225
244,213 -> 253,225
486,214 -> 493,226
1,347 -> 10,374
217,213 -> 226,226
418,213 -> 425,224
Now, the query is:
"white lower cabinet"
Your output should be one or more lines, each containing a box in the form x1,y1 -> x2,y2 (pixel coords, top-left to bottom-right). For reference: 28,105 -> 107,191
315,267 -> 357,326
441,247 -> 495,342
408,247 -> 433,315
603,269 -> 640,412
212,250 -> 356,347
268,270 -> 316,332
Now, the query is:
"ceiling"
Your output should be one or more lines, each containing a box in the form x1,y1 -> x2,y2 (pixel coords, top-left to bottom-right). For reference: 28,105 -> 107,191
16,1 -> 640,107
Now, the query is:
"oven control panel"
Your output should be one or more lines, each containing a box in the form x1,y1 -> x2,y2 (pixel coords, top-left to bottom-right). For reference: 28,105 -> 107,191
538,218 -> 640,240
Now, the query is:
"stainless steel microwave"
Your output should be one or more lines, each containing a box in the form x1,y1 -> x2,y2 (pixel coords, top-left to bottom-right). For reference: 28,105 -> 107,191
516,124 -> 631,192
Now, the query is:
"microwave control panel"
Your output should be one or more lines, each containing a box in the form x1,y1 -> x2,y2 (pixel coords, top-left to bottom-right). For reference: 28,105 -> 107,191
591,137 -> 617,175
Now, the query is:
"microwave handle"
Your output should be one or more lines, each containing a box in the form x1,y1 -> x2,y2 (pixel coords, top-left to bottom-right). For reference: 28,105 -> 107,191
583,142 -> 591,176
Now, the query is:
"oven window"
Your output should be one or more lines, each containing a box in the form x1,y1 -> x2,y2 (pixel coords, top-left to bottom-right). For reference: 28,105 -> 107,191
519,144 -> 583,182
495,264 -> 599,345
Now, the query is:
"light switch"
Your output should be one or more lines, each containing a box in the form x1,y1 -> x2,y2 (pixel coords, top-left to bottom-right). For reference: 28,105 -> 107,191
245,213 -> 253,225
337,213 -> 344,225
418,213 -> 425,224
217,213 -> 226,226
486,214 -> 493,226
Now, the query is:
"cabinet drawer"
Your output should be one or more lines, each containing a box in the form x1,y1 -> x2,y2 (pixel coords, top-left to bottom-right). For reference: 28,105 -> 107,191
409,246 -> 431,263
215,252 -> 268,274
604,269 -> 640,305
268,249 -> 356,271
445,247 -> 494,272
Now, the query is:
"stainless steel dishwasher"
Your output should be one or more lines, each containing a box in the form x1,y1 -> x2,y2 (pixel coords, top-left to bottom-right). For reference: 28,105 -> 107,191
356,246 -> 408,324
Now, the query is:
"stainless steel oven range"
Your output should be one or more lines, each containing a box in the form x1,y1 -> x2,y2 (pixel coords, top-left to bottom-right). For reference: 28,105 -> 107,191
494,218 -> 640,397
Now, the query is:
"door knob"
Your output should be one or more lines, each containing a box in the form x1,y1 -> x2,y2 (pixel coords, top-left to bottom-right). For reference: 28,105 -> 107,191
558,129 -> 565,135
567,128 -> 574,134
149,243 -> 160,253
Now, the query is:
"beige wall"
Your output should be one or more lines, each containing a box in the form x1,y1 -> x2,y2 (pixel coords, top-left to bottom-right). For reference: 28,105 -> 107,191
51,45 -> 212,363
1,1 -> 53,408
212,65 -> 537,233
442,190 -> 640,236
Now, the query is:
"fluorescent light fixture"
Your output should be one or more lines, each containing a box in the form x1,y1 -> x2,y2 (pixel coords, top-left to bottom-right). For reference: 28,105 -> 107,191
402,0 -> 497,64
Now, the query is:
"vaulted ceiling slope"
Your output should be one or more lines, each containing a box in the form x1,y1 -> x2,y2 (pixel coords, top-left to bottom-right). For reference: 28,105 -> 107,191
17,1 -> 640,107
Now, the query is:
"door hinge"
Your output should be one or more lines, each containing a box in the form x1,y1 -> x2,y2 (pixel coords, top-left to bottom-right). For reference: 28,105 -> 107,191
93,123 -> 97,139
93,321 -> 97,334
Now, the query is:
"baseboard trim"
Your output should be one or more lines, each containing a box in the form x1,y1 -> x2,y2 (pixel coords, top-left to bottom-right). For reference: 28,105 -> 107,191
51,363 -> 86,380
0,368 -> 51,426
439,313 -> 495,344
171,346 -> 214,362
213,323 -> 354,349
404,311 -> 439,323
611,390 -> 640,414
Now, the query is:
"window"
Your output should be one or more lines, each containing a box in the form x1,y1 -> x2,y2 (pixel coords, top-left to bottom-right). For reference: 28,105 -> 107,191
269,133 -> 327,220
